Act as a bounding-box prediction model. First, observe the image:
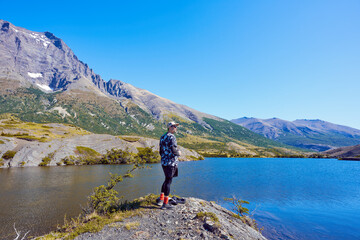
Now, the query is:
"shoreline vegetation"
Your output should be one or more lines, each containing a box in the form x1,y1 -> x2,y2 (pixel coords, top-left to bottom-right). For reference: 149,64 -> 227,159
198,151 -> 332,159
0,116 -> 335,239
59,147 -> 161,166
0,114 -> 335,169
31,160 -> 265,240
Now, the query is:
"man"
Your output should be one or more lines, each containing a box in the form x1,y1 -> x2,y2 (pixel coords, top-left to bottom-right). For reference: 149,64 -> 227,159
158,121 -> 181,209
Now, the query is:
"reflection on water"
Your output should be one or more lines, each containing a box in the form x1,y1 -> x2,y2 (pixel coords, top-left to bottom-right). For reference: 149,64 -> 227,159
0,165 -> 135,239
1,158 -> 360,239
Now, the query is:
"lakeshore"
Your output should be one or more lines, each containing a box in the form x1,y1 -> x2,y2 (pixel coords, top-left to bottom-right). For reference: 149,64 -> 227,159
39,195 -> 265,240
1,158 -> 360,239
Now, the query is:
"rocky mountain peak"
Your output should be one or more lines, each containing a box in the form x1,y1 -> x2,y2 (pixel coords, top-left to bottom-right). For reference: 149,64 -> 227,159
0,20 -> 221,126
105,79 -> 132,99
1,21 -> 10,32
0,19 -> 107,93
44,31 -> 64,50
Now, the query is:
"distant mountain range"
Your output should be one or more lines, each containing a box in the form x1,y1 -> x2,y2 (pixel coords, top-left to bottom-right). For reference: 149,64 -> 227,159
231,117 -> 360,151
0,20 -> 298,157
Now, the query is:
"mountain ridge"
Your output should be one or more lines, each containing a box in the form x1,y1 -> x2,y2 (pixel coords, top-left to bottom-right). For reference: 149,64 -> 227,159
231,117 -> 360,151
0,19 -> 219,126
0,19 -> 301,156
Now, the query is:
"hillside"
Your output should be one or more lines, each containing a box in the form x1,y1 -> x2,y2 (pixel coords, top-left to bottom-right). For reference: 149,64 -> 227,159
232,117 -> 360,151
322,144 -> 360,159
0,20 -> 301,157
0,115 -> 202,168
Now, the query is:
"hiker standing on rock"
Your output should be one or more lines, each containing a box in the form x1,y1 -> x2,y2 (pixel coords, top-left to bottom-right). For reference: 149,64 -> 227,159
157,121 -> 181,209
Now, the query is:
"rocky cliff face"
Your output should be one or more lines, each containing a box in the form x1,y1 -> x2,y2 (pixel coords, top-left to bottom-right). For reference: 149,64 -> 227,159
0,20 -> 104,93
0,20 -> 219,125
106,79 -> 217,124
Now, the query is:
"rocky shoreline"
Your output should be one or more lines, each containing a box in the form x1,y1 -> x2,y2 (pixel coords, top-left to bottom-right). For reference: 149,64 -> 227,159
39,196 -> 266,240
0,133 -> 202,168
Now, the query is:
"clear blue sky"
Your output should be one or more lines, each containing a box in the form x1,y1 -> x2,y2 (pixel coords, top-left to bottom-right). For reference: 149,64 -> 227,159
2,0 -> 360,129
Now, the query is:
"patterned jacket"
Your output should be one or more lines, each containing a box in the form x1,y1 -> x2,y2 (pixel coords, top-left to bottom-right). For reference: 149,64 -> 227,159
159,132 -> 180,166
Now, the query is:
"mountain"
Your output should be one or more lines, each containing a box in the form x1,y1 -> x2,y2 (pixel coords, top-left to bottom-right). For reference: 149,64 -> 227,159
0,19 -> 217,126
322,144 -> 360,159
231,117 -> 360,151
0,20 -> 300,157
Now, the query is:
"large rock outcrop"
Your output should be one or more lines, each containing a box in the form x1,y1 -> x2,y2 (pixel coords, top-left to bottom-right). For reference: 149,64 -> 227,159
75,197 -> 266,240
0,134 -> 201,168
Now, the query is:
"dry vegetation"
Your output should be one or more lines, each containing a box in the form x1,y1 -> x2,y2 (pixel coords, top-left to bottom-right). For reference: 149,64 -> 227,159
0,113 -> 89,142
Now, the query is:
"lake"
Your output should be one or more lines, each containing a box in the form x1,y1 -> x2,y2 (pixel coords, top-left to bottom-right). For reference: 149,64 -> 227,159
1,158 -> 360,239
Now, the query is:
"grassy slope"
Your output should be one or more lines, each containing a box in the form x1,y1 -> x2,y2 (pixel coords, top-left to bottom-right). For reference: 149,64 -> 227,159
0,114 -> 89,142
0,86 -> 304,157
0,87 -> 164,137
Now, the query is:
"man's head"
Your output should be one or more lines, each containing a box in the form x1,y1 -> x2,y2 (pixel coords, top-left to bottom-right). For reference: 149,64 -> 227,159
167,121 -> 179,134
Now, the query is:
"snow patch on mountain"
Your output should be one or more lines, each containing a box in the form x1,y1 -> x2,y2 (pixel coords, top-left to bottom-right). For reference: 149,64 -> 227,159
36,83 -> 52,92
28,32 -> 51,48
28,72 -> 43,78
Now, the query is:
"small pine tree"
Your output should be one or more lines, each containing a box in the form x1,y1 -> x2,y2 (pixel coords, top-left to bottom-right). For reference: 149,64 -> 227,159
224,196 -> 250,216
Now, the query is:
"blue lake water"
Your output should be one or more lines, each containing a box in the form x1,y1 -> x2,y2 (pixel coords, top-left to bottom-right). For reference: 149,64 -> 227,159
1,158 -> 360,239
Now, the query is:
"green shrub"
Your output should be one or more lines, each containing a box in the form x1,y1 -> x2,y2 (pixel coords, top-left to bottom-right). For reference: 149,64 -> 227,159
89,185 -> 121,214
64,160 -> 75,165
0,140 -> 4,144
224,197 -> 250,217
75,146 -> 102,165
136,147 -> 160,163
196,212 -> 219,222
224,196 -> 262,231
100,148 -> 136,164
39,157 -> 51,166
87,162 -> 146,215
39,152 -> 55,166
2,150 -> 16,160
51,147 -> 160,167
63,156 -> 76,165
0,159 -> 4,167
20,161 -> 25,167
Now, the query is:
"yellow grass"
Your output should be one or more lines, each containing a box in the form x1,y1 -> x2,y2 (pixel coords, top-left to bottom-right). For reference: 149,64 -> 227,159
178,134 -> 220,145
0,118 -> 90,142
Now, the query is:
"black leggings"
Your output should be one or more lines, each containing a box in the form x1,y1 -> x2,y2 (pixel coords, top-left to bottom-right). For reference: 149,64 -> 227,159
161,165 -> 178,196
161,175 -> 173,196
